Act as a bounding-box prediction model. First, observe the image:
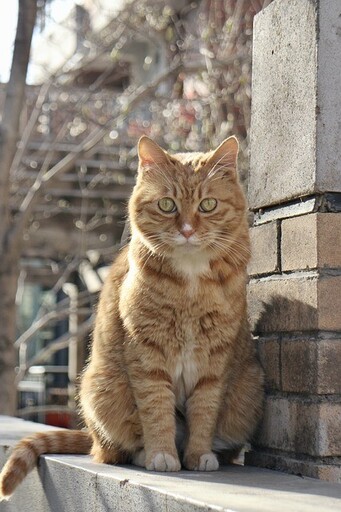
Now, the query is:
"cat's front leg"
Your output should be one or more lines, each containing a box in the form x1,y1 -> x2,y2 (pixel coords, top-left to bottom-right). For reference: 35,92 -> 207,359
128,362 -> 181,472
183,371 -> 225,471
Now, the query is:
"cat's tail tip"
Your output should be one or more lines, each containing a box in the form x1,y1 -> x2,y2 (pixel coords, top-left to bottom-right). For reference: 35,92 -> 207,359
0,465 -> 18,500
0,429 -> 92,500
0,447 -> 35,500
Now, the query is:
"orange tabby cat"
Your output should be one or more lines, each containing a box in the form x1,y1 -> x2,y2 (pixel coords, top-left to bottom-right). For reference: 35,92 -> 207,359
0,135 -> 263,499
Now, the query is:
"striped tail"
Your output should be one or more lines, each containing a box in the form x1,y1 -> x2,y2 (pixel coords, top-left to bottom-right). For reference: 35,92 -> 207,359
0,430 -> 92,500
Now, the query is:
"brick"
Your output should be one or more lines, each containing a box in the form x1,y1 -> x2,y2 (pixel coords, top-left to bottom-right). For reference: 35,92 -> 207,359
255,396 -> 295,453
318,402 -> 341,456
248,274 -> 341,332
281,213 -> 341,271
317,340 -> 341,394
317,214 -> 341,268
255,396 -> 341,457
281,339 -> 341,395
281,340 -> 317,393
281,214 -> 317,271
248,274 -> 318,333
248,222 -> 279,276
318,276 -> 341,331
256,338 -> 281,391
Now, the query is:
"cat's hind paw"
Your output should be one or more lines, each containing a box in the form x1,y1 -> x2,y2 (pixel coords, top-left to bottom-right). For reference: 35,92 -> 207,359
146,452 -> 181,472
184,451 -> 219,471
198,452 -> 219,471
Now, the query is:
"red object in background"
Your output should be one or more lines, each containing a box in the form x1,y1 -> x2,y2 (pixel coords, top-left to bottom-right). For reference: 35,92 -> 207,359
46,412 -> 72,429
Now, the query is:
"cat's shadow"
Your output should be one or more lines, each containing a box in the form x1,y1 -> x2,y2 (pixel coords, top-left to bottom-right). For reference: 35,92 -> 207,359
249,294 -> 318,334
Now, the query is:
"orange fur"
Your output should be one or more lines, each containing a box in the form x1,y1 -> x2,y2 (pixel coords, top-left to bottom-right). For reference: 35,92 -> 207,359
0,430 -> 91,499
0,136 -> 264,498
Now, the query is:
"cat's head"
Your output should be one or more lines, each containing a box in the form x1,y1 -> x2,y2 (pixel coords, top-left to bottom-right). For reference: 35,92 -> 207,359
128,136 -> 250,270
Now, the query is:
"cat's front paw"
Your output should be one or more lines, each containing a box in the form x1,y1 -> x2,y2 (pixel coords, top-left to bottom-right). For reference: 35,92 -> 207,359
184,451 -> 219,471
146,451 -> 181,472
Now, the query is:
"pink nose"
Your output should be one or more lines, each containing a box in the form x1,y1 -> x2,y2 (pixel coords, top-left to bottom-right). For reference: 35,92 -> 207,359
180,226 -> 195,239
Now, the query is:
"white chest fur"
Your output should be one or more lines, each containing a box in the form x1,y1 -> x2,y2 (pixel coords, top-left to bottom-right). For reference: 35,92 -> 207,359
173,324 -> 198,412
171,251 -> 210,279
171,251 -> 211,297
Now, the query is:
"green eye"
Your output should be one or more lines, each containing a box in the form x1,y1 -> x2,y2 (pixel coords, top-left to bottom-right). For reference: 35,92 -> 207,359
199,198 -> 217,212
158,197 -> 177,213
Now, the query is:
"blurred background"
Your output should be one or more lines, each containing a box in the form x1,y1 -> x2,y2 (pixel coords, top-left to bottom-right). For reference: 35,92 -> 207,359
0,0 -> 271,426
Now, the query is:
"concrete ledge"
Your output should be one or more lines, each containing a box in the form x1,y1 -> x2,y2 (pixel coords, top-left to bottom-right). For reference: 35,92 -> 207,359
1,417 -> 341,512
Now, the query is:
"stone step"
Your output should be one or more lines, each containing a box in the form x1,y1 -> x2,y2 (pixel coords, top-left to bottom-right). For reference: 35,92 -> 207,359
1,416 -> 340,512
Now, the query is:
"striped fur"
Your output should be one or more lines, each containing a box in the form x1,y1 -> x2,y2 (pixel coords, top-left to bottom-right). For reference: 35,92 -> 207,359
0,136 -> 264,499
0,431 -> 91,499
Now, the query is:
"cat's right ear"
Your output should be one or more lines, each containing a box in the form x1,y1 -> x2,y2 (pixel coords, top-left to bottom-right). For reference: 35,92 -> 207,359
138,136 -> 169,168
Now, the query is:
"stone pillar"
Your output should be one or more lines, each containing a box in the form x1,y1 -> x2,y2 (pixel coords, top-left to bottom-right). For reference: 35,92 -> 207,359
245,0 -> 341,483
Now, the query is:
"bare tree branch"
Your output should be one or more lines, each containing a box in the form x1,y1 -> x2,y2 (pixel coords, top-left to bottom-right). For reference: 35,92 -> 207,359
0,0 -> 37,250
10,81 -> 52,178
8,59 -> 184,253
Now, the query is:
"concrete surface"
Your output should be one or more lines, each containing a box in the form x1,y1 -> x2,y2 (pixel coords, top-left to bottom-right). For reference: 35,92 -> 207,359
1,416 -> 341,512
249,0 -> 341,210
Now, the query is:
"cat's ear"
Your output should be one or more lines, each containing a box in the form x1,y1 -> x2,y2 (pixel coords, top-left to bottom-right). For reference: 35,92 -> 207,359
138,136 -> 169,168
206,136 -> 239,176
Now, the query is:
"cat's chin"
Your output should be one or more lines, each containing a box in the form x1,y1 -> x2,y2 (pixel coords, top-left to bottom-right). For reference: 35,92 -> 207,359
172,242 -> 202,255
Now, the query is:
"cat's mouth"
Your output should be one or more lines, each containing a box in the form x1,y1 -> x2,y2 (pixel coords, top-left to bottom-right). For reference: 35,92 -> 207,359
171,237 -> 203,255
173,235 -> 201,248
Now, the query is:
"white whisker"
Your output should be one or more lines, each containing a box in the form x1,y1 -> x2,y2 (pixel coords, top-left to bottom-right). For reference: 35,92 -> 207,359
206,150 -> 235,179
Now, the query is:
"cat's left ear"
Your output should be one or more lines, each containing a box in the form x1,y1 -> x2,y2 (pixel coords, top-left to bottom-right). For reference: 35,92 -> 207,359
206,136 -> 239,176
138,136 -> 170,168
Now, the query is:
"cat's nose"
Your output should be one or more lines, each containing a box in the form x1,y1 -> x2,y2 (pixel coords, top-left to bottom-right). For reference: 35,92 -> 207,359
180,224 -> 195,239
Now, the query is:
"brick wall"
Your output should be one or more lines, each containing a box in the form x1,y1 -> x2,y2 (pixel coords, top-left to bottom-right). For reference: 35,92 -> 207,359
246,212 -> 341,482
245,0 -> 341,483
